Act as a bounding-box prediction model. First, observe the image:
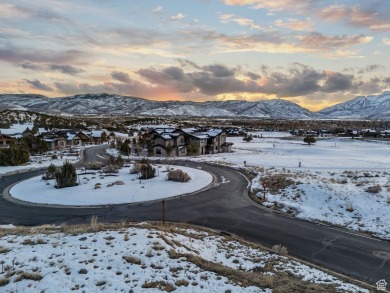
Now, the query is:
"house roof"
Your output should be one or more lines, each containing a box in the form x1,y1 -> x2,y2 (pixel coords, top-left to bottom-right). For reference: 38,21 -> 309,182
91,130 -> 105,138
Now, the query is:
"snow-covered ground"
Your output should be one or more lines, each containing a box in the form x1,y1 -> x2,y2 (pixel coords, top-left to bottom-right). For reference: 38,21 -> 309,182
182,133 -> 390,240
0,224 -> 367,292
0,150 -> 81,176
10,165 -> 213,206
0,123 -> 34,134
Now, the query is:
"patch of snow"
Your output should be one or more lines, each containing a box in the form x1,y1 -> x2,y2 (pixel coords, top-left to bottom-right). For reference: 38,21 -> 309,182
10,165 -> 213,206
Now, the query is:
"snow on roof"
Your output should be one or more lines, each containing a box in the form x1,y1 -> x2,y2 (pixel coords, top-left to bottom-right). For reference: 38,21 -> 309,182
113,132 -> 129,138
181,128 -> 197,134
66,133 -> 76,141
162,134 -> 174,140
154,128 -> 176,134
206,129 -> 223,137
91,130 -> 104,137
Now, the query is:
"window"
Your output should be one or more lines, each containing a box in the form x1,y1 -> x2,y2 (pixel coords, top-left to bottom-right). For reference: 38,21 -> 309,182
180,137 -> 184,143
156,148 -> 161,155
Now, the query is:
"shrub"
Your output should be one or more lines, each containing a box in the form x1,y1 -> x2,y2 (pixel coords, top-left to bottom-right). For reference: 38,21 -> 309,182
55,160 -> 77,188
42,163 -> 57,180
167,169 -> 191,182
243,135 -> 253,142
345,202 -> 354,212
51,154 -> 58,160
0,277 -> 9,287
0,145 -> 30,166
122,255 -> 141,265
131,160 -> 156,179
103,164 -> 119,174
303,136 -> 316,145
85,161 -> 104,170
365,184 -> 382,193
271,244 -> 288,255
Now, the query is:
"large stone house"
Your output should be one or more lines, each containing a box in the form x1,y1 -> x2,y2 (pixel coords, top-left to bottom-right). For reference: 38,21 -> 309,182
146,127 -> 233,157
147,128 -> 187,157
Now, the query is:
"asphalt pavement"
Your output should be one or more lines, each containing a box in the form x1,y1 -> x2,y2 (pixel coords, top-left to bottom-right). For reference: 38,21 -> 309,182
0,145 -> 389,286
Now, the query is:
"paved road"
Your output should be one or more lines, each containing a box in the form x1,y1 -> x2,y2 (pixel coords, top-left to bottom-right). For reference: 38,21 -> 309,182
0,146 -> 389,286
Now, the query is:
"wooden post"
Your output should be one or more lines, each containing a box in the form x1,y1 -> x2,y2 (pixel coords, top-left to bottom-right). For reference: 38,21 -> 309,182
162,200 -> 166,225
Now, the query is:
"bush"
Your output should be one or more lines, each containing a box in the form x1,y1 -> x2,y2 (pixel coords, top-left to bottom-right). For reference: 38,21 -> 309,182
42,163 -> 57,180
271,244 -> 288,255
103,164 -> 119,174
243,135 -> 253,142
51,154 -> 58,160
131,160 -> 156,179
86,161 -> 104,170
303,136 -> 316,145
55,160 -> 77,188
0,145 -> 30,166
365,184 -> 382,193
167,169 -> 191,182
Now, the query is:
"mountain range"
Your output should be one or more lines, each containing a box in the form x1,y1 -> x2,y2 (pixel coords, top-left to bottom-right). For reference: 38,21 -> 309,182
0,91 -> 390,119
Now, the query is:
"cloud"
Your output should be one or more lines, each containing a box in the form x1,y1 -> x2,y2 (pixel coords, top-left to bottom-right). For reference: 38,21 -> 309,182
0,46 -> 87,64
219,14 -> 264,30
171,13 -> 185,20
357,64 -> 385,74
297,32 -> 373,49
1,3 -> 71,23
274,18 -> 314,31
383,38 -> 390,45
136,62 -> 359,97
111,71 -> 131,83
321,72 -> 353,92
153,6 -> 162,13
49,64 -> 84,75
24,79 -> 53,92
21,62 -> 84,75
222,1 -> 390,32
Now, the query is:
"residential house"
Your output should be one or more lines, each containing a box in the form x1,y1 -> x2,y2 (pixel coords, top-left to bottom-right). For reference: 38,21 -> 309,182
91,130 -> 109,144
148,128 -> 187,157
146,127 -> 232,157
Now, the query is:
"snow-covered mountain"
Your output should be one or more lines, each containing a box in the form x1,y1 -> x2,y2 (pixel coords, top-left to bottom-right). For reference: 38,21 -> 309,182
0,93 -> 320,119
319,91 -> 390,119
1,92 -> 390,119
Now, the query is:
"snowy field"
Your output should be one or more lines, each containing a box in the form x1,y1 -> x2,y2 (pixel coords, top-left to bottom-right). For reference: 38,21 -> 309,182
10,165 -> 213,206
0,152 -> 80,176
183,133 -> 390,240
0,224 -> 368,292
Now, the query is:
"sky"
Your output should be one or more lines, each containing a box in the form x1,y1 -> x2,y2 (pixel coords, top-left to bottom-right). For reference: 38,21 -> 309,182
1,0 -> 390,111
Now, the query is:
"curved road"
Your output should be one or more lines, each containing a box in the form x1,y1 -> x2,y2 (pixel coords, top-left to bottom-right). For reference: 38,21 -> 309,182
0,145 -> 389,286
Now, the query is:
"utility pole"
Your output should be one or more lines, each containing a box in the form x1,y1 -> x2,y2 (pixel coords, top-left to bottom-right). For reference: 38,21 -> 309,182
162,200 -> 166,225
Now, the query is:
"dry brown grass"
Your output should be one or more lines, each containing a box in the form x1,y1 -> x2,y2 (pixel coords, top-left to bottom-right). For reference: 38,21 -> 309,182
262,174 -> 294,194
122,255 -> 141,265
365,184 -> 382,193
167,169 -> 191,182
0,246 -> 11,254
142,280 -> 176,292
14,272 -> 43,282
0,278 -> 9,287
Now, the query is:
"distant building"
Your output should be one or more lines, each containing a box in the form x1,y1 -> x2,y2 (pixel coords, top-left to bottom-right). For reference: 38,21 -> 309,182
145,127 -> 233,157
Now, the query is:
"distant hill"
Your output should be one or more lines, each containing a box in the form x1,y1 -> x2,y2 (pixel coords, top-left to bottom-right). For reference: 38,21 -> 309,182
1,92 -> 390,119
319,91 -> 390,119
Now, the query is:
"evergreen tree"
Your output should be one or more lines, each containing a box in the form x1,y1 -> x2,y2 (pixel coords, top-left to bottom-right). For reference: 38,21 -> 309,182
303,136 -> 316,145
55,160 -> 77,188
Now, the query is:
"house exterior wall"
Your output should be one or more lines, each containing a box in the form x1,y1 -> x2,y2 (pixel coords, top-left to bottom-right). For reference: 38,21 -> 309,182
0,136 -> 13,147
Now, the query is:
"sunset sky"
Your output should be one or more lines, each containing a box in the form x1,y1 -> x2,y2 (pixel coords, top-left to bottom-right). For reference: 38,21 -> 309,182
1,0 -> 389,111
